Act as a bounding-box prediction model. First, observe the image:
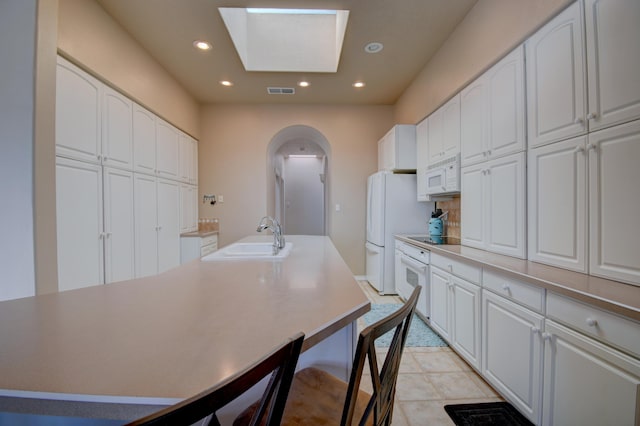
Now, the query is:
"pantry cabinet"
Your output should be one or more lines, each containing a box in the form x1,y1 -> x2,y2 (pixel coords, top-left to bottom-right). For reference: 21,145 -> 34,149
428,94 -> 460,165
526,1 -> 587,148
461,46 -> 525,166
55,56 -> 102,163
482,290 -> 544,424
416,118 -> 429,201
102,86 -> 133,170
156,118 -> 180,180
528,136 -> 588,273
584,0 -> 640,132
133,104 -> 157,175
179,133 -> 198,184
461,152 -> 526,259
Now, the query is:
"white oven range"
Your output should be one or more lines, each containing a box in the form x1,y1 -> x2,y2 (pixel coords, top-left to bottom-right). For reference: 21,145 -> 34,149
394,240 -> 429,319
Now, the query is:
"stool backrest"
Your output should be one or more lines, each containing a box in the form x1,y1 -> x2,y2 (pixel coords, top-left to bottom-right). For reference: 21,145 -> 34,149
126,332 -> 305,426
342,287 -> 420,426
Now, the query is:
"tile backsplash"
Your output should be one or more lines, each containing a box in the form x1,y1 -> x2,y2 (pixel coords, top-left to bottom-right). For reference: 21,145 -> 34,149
434,196 -> 460,238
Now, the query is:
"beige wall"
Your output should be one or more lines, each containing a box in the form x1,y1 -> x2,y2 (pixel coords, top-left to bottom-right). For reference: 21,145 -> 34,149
57,0 -> 200,137
199,104 -> 394,274
394,0 -> 572,124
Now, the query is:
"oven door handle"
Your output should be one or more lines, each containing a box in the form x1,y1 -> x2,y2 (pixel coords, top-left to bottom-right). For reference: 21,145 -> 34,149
401,255 -> 428,272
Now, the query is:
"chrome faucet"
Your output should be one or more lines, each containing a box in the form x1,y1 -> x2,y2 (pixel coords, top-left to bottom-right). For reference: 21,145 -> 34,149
256,216 -> 285,254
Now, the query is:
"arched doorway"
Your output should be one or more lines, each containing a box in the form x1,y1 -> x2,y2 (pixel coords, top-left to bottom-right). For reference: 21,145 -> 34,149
266,126 -> 331,236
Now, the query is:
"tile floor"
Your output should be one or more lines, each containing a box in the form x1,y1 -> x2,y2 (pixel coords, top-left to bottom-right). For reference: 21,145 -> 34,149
357,281 -> 503,425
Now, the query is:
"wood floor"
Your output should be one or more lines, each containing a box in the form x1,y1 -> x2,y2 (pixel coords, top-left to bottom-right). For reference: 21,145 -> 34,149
357,281 -> 503,425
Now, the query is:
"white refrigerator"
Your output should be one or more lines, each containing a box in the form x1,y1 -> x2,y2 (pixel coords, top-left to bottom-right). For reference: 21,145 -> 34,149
366,171 -> 432,294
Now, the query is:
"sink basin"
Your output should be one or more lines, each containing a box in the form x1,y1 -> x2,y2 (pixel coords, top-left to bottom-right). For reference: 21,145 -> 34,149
202,242 -> 293,261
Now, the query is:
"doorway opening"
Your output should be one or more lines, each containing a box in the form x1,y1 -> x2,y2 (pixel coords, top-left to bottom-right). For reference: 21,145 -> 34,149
266,126 -> 331,236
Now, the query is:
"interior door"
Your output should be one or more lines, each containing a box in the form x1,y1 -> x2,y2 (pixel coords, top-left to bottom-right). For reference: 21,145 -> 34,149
366,173 -> 385,246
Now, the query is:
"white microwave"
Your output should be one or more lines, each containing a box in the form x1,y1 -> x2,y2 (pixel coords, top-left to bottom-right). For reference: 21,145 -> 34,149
425,154 -> 461,195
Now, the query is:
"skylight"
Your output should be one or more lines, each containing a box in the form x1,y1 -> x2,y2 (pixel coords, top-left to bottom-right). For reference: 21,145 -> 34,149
219,7 -> 349,73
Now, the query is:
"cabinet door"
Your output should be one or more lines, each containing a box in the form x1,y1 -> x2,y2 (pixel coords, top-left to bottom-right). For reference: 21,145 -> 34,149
133,104 -> 156,175
102,86 -> 133,170
460,76 -> 488,166
156,119 -> 180,180
55,56 -> 101,163
585,0 -> 640,131
543,320 -> 640,426
460,163 -> 485,249
427,107 -> 444,165
157,178 -> 181,273
178,132 -> 192,183
103,167 -> 135,283
180,183 -> 196,233
56,158 -> 104,291
526,1 -> 587,148
442,94 -> 461,158
451,277 -> 481,370
528,136 -> 588,272
487,46 -> 525,158
482,291 -> 544,424
190,138 -> 198,184
485,153 -> 526,259
416,118 -> 429,201
588,120 -> 640,285
134,174 -> 158,278
429,266 -> 451,341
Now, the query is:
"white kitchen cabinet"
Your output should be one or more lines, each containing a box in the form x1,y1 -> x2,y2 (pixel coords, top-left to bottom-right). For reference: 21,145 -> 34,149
55,56 -> 102,164
461,46 -> 525,166
429,265 -> 451,341
377,124 -> 417,172
542,319 -> 640,426
416,118 -> 429,201
528,136 -> 588,273
156,119 -> 180,180
585,0 -> 640,132
526,1 -> 587,148
180,183 -> 198,233
482,290 -> 544,424
450,275 -> 481,370
133,104 -> 157,175
588,120 -> 640,285
56,158 -> 104,291
134,174 -> 181,278
179,132 -> 193,183
428,94 -> 460,165
181,233 -> 218,264
103,167 -> 135,283
102,86 -> 133,170
461,152 -> 526,259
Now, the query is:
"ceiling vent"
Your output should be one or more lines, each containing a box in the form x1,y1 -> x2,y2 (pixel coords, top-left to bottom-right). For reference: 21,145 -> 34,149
268,87 -> 295,95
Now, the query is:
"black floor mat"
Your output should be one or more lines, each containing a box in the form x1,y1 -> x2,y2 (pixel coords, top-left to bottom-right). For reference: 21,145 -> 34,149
444,402 -> 534,426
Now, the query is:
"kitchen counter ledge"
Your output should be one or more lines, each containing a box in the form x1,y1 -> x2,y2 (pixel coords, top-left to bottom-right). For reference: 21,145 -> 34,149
396,235 -> 640,322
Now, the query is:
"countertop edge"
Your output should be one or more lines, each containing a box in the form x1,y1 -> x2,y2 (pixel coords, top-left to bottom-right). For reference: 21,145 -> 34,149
395,235 -> 640,322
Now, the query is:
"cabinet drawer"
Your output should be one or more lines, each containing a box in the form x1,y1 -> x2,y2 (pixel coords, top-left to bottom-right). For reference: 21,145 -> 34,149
483,270 -> 545,313
547,292 -> 640,357
431,252 -> 481,284
201,234 -> 218,247
201,242 -> 217,257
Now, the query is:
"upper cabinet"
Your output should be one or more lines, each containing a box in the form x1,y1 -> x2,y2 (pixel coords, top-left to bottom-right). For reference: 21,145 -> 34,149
527,0 -> 640,148
377,124 -> 417,172
461,46 -> 526,166
156,118 -> 180,180
133,104 -> 157,175
584,0 -> 640,132
56,56 -> 102,163
428,94 -> 460,165
102,86 -> 133,170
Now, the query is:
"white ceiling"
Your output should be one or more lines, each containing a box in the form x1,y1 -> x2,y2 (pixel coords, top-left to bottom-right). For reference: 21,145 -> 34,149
96,0 -> 477,105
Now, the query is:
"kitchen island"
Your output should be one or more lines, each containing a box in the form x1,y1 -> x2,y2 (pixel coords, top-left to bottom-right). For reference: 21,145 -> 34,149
0,235 -> 370,423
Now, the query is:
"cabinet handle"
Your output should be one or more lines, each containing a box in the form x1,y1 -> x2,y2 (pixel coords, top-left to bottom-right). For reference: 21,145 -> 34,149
585,317 -> 598,327
441,186 -> 447,191
103,155 -> 108,162
502,283 -> 510,292
486,149 -> 492,156
586,143 -> 597,152
542,332 -> 553,341
587,112 -> 597,120
531,327 -> 541,334
447,264 -> 453,272
574,117 -> 584,125
574,146 -> 584,154
97,154 -> 103,161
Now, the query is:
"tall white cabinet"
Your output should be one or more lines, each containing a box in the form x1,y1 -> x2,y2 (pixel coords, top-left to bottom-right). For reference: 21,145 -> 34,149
55,56 -> 198,291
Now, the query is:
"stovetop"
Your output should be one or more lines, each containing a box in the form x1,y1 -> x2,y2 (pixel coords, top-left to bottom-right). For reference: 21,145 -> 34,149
406,235 -> 461,246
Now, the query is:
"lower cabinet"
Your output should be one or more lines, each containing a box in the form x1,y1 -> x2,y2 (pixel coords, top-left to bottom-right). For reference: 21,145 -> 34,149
542,320 -> 640,426
429,265 -> 481,370
482,290 -> 544,424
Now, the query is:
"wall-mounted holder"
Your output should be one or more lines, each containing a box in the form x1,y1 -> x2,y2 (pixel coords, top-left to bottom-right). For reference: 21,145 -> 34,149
203,194 -> 216,205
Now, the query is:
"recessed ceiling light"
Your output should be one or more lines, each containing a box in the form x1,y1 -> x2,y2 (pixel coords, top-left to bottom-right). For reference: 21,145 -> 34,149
193,40 -> 212,51
220,80 -> 233,87
364,42 -> 384,54
353,81 -> 366,88
298,81 -> 310,87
